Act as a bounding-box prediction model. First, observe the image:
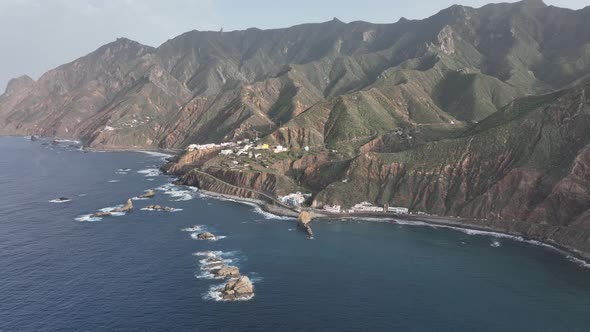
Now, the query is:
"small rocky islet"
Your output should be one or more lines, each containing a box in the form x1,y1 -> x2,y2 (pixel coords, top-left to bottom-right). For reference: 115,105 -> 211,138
91,198 -> 134,218
198,252 -> 255,301
137,189 -> 156,199
144,205 -> 176,212
192,230 -> 255,301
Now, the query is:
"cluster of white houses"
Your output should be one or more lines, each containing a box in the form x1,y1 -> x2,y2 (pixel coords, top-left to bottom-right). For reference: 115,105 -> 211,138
323,202 -> 409,214
186,139 -> 292,157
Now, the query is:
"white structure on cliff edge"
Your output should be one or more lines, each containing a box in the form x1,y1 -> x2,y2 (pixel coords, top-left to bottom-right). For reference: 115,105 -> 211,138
279,192 -> 310,207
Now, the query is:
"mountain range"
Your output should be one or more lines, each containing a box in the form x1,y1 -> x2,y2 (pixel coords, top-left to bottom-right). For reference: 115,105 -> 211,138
2,0 -> 590,256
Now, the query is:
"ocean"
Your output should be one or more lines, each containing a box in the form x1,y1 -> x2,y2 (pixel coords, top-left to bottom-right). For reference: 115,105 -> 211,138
1,136 -> 589,331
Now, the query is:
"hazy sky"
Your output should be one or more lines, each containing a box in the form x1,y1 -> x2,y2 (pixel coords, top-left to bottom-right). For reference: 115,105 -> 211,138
0,0 -> 587,91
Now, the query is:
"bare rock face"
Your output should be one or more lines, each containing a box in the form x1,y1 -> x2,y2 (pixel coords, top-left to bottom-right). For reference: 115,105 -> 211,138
112,199 -> 133,213
221,276 -> 254,301
197,232 -> 216,240
213,266 -> 240,278
297,211 -> 314,237
138,189 -> 155,199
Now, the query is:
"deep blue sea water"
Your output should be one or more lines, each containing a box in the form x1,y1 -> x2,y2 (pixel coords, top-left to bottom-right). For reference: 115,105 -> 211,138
1,136 -> 590,331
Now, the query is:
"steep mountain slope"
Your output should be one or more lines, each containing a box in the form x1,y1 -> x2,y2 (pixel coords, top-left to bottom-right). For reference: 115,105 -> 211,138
2,0 -> 590,150
314,80 -> 590,228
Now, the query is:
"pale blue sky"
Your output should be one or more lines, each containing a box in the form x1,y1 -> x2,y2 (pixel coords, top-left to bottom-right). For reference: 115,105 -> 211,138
0,0 -> 587,91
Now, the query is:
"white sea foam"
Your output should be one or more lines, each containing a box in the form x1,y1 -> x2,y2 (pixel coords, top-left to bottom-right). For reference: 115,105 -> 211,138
491,240 -> 501,248
193,251 -> 237,258
198,192 -> 295,220
164,189 -> 194,201
203,282 -> 255,302
394,219 -> 590,267
138,151 -> 174,158
115,171 -> 128,175
141,207 -> 182,212
182,225 -> 204,232
53,139 -> 81,144
98,206 -> 126,216
49,198 -> 71,203
146,178 -> 155,181
75,214 -> 102,222
78,194 -> 87,197
195,271 -> 221,280
199,257 -> 234,266
108,180 -> 121,183
117,168 -> 132,172
567,256 -> 590,268
137,168 -> 160,177
156,183 -> 198,201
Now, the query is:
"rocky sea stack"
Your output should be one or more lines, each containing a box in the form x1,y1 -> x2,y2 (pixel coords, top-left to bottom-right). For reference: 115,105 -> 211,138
220,276 -> 254,301
297,211 -> 314,237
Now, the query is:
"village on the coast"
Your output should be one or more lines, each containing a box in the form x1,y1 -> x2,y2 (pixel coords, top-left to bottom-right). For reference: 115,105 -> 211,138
185,140 -> 410,215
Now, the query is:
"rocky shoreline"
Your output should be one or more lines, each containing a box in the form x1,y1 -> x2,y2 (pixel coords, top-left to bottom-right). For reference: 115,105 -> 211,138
194,186 -> 590,264
23,135 -> 590,265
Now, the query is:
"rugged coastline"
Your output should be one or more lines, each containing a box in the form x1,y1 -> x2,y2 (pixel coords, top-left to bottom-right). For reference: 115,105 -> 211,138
15,134 -> 590,264
186,175 -> 590,263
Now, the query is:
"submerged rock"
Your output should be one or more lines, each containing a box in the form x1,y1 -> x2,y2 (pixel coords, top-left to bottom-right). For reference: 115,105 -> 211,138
197,232 -> 216,240
55,197 -> 70,202
221,276 -> 254,300
206,256 -> 223,263
30,135 -> 38,141
138,189 -> 156,199
92,211 -> 112,218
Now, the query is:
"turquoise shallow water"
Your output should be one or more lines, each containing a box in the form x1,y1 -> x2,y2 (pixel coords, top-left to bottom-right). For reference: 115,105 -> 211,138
1,136 -> 589,332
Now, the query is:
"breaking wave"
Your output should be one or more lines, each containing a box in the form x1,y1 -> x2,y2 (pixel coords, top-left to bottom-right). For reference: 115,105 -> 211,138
49,198 -> 71,203
137,168 -> 160,177
203,282 -> 254,302
567,256 -> 590,268
394,219 -> 590,267
107,180 -> 121,183
75,214 -> 102,222
141,207 -> 182,212
138,151 -> 174,159
182,225 -> 204,232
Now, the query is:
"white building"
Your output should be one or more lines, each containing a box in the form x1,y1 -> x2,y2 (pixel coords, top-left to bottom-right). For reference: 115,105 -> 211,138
351,202 -> 384,213
274,145 -> 288,153
387,207 -> 409,214
279,192 -> 309,207
323,205 -> 342,213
